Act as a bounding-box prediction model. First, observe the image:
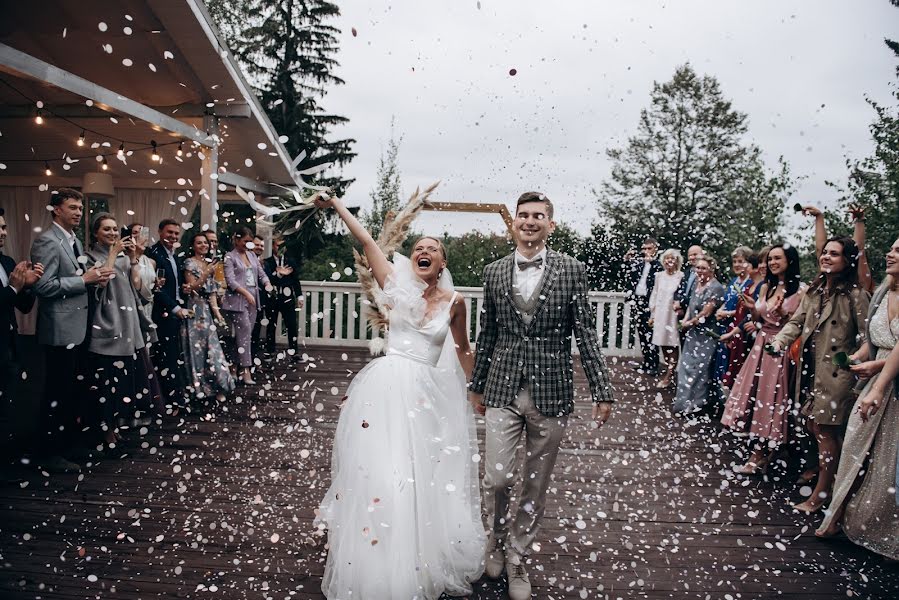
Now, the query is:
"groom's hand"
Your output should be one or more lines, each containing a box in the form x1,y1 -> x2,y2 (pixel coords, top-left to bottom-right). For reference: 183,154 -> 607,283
469,392 -> 486,416
591,402 -> 612,427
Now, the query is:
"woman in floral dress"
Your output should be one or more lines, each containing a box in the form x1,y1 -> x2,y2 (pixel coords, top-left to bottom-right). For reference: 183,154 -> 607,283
181,233 -> 235,400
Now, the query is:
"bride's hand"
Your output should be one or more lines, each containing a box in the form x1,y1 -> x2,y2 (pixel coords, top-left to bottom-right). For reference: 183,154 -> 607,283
469,392 -> 486,416
312,191 -> 336,210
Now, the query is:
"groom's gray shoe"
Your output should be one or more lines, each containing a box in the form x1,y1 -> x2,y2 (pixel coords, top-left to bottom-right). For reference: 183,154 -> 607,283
506,554 -> 532,600
484,537 -> 505,579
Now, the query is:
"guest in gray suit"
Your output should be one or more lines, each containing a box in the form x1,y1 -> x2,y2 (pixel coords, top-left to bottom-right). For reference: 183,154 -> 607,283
30,188 -> 112,472
470,192 -> 615,600
222,227 -> 270,385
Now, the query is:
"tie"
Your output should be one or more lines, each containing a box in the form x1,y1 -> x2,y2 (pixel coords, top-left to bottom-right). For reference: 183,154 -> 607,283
72,240 -> 80,259
517,257 -> 543,271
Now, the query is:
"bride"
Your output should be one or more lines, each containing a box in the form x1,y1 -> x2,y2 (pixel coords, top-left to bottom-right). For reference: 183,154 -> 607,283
313,193 -> 486,599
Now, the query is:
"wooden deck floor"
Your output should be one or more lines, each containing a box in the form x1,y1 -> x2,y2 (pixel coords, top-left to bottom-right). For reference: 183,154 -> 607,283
1,346 -> 898,599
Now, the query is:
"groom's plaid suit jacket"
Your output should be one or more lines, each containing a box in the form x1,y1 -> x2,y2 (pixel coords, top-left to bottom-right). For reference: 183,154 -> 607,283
470,250 -> 614,416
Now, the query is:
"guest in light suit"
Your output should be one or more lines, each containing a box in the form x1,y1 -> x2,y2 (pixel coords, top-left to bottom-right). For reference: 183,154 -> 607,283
30,188 -> 112,472
222,227 -> 271,385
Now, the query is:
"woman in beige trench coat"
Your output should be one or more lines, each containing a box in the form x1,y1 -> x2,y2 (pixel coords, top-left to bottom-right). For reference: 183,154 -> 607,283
771,236 -> 870,513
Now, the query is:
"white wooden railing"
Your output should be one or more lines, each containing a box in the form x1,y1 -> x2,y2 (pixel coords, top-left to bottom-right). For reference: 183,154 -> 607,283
284,281 -> 640,357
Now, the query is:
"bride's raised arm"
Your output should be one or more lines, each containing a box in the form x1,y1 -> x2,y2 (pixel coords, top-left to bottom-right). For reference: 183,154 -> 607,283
313,193 -> 393,288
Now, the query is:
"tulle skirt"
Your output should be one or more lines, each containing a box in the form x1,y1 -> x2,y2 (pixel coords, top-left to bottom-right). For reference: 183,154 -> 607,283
316,353 -> 486,599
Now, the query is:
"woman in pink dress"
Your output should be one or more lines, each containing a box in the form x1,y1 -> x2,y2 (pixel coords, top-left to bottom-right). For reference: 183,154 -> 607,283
721,244 -> 804,474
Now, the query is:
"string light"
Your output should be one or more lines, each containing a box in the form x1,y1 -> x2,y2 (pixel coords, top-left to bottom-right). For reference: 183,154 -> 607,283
101,157 -> 109,171
176,141 -> 183,157
118,142 -> 125,158
77,130 -> 86,146
151,140 -> 159,162
34,109 -> 44,125
44,161 -> 51,176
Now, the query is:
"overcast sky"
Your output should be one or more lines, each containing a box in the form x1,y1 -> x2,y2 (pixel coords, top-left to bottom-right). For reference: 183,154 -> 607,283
322,0 -> 897,240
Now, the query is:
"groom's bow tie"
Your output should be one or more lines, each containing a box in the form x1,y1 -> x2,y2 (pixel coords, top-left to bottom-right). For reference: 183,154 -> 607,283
517,257 -> 544,271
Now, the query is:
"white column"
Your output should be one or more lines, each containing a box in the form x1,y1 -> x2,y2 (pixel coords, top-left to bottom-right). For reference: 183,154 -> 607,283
201,114 -> 219,231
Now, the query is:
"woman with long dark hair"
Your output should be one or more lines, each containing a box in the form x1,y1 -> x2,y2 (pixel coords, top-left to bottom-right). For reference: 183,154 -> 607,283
771,237 -> 870,512
722,244 -> 804,473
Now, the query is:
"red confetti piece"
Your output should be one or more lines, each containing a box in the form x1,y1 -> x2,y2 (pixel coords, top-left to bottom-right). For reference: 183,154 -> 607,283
361,420 -> 369,428
351,27 -> 357,37
509,68 -> 517,76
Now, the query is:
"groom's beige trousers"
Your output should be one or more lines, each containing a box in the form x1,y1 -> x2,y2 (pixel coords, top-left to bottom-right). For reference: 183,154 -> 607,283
483,385 -> 568,558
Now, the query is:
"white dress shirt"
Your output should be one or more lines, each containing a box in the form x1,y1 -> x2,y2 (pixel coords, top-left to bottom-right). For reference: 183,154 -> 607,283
53,221 -> 75,244
0,258 -> 9,290
513,247 -> 547,302
635,261 -> 651,297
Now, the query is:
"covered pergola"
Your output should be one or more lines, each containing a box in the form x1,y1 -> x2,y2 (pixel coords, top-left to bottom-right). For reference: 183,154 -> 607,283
0,0 -> 303,327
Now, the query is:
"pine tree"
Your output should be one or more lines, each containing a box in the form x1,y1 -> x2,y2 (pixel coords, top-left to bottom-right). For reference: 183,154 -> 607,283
363,121 -> 403,239
207,0 -> 356,195
596,64 -> 792,263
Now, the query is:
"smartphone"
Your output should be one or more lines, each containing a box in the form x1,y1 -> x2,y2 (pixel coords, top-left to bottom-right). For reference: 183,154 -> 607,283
139,226 -> 150,244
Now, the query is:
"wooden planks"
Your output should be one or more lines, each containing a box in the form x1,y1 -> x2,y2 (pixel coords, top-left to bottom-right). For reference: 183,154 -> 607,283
1,346 -> 897,599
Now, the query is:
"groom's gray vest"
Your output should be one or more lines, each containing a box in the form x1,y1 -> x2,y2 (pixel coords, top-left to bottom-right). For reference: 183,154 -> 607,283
470,249 -> 614,416
511,280 -> 542,328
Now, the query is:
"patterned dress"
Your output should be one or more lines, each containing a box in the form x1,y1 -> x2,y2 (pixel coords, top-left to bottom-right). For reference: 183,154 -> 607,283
181,258 -> 235,398
818,298 -> 899,559
674,279 -> 725,414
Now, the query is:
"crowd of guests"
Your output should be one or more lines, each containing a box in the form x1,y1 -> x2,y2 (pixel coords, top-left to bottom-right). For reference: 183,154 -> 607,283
628,205 -> 898,562
0,188 -> 304,473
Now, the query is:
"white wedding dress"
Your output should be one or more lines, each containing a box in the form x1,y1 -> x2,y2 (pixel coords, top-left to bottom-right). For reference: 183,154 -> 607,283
316,255 -> 486,599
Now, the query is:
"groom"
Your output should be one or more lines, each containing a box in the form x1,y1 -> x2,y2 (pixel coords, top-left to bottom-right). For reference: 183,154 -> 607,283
469,192 -> 614,600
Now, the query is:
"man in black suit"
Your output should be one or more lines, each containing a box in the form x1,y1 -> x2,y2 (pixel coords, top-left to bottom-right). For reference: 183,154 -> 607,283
145,219 -> 188,406
262,235 -> 303,358
0,208 -> 41,397
250,235 -> 270,360
627,237 -> 663,375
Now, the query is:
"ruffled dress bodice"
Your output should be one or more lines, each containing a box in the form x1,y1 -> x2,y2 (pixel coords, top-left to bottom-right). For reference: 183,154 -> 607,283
381,257 -> 454,367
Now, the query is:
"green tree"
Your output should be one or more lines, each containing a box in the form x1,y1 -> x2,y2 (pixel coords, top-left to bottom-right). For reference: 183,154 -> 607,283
596,64 -> 792,264
206,0 -> 356,195
363,122 -> 403,239
548,222 -> 584,262
826,0 -> 899,277
442,233 -> 514,287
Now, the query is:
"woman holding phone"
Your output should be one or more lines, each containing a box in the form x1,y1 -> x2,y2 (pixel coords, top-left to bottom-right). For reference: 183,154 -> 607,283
85,214 -> 149,446
127,223 -> 159,343
125,223 -> 163,419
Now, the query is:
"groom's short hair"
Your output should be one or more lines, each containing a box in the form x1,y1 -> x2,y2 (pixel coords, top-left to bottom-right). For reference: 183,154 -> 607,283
516,192 -> 554,219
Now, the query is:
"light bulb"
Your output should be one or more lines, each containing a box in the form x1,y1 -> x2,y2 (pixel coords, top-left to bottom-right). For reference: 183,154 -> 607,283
151,140 -> 159,162
176,141 -> 183,157
118,143 -> 125,157
35,110 -> 44,125
77,130 -> 85,146
101,157 -> 109,171
44,161 -> 51,176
